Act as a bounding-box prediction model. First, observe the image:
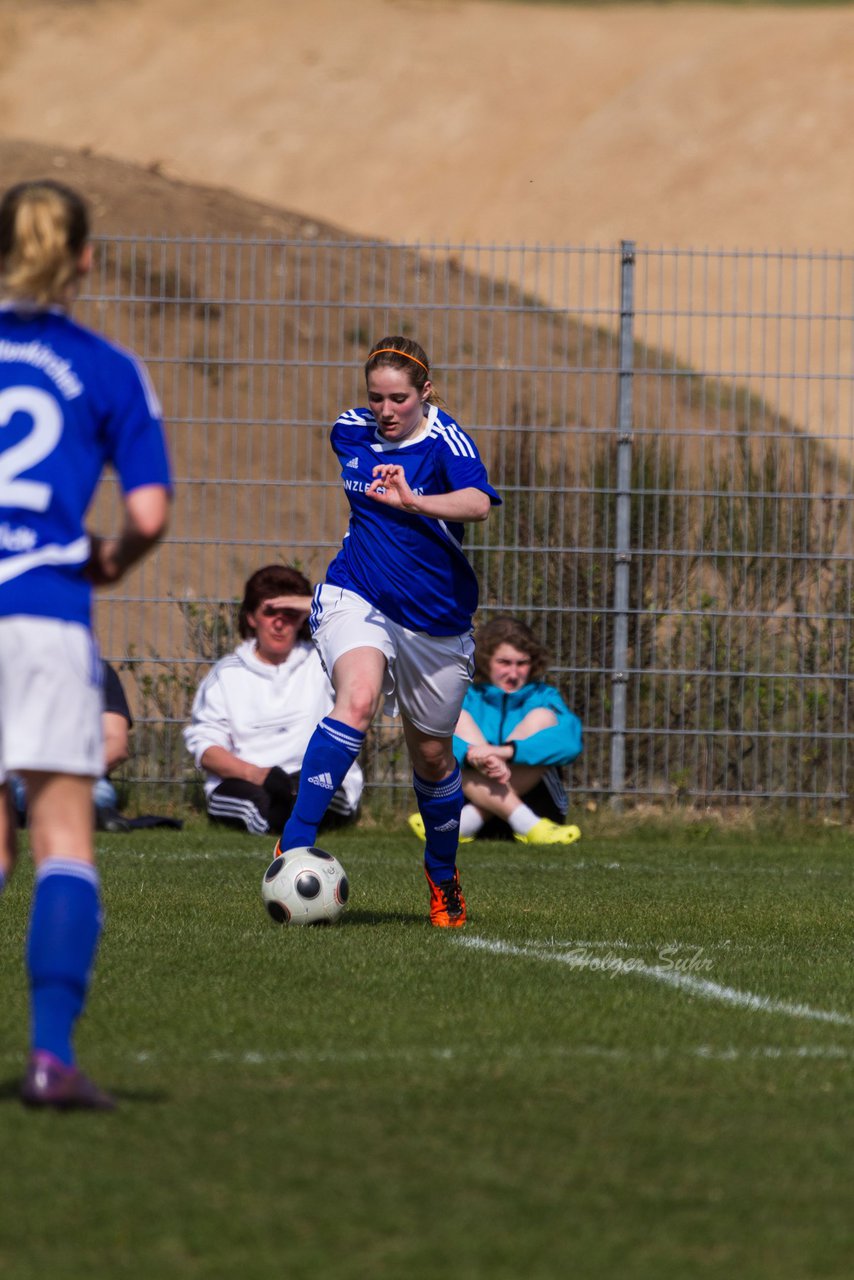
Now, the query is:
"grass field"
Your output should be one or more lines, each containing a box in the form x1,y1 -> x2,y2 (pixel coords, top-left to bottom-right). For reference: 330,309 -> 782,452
1,820 -> 852,1279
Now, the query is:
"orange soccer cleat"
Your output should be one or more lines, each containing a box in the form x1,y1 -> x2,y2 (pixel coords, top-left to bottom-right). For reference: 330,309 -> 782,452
425,868 -> 467,928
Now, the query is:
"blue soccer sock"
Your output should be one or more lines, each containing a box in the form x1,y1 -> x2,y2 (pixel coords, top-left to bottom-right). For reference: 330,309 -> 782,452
413,765 -> 464,883
281,717 -> 365,852
26,859 -> 103,1068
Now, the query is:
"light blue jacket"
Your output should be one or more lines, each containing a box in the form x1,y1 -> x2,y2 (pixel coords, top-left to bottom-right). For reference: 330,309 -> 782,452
453,681 -> 583,768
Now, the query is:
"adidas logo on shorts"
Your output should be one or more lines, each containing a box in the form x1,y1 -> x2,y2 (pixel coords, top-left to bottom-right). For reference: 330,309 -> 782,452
308,772 -> 335,790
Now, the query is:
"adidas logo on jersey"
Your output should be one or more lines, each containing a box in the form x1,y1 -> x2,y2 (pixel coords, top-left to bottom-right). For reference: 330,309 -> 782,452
436,819 -> 460,832
307,772 -> 335,790
345,457 -> 360,469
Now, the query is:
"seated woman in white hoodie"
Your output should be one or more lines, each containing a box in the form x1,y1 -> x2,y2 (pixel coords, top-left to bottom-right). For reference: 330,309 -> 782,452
184,565 -> 363,836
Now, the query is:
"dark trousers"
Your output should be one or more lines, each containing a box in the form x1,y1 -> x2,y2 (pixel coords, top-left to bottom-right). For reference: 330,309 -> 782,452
207,773 -> 358,837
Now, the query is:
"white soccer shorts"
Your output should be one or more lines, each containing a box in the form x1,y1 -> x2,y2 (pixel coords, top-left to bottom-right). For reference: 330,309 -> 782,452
0,617 -> 103,780
311,585 -> 474,737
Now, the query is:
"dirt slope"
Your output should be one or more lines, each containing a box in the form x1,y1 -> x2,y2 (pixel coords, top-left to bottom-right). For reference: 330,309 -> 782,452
2,1 -> 851,775
1,1 -> 852,452
1,0 -> 853,252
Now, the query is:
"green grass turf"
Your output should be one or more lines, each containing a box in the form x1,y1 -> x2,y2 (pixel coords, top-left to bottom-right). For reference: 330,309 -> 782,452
1,822 -> 852,1279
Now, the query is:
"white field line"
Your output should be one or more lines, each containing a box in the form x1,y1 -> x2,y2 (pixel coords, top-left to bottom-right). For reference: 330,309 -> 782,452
2,1043 -> 853,1069
460,860 -> 849,878
456,935 -> 854,1028
106,1044 -> 854,1066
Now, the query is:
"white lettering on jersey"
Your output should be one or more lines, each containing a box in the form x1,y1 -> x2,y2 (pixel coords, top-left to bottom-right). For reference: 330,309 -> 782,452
343,477 -> 425,497
0,339 -> 83,400
0,522 -> 37,552
0,533 -> 89,585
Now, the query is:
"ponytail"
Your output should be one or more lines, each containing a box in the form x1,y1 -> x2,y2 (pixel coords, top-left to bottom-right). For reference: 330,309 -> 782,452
0,180 -> 90,307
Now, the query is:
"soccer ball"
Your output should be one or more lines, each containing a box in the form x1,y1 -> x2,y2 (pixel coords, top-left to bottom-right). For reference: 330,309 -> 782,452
261,846 -> 349,926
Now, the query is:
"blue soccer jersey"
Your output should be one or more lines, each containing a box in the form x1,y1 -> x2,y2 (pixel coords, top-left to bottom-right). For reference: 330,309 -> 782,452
324,404 -> 500,635
0,306 -> 171,626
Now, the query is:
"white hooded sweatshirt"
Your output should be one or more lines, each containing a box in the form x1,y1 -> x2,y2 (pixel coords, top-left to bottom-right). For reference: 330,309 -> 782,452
183,639 -> 364,808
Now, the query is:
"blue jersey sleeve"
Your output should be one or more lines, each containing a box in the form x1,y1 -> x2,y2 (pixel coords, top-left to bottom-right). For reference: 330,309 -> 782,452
98,345 -> 172,494
434,423 -> 502,506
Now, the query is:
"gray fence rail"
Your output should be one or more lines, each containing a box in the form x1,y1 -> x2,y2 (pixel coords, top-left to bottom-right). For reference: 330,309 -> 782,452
78,237 -> 854,814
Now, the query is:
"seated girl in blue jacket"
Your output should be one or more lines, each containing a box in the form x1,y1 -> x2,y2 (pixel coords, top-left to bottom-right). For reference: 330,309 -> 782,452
410,615 -> 583,845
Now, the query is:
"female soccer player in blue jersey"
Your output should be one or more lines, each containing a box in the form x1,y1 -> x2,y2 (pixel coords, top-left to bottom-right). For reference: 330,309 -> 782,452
0,180 -> 171,1108
276,336 -> 500,926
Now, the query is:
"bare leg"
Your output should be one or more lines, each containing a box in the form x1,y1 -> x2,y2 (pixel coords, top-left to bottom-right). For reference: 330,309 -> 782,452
23,773 -> 96,867
506,706 -> 558,742
329,646 -> 387,731
403,719 -> 456,782
0,783 -> 19,882
455,707 -> 488,747
462,762 -> 547,820
460,706 -> 558,828
280,646 -> 384,852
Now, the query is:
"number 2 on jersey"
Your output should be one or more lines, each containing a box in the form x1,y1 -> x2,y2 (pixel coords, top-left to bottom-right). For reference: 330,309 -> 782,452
0,386 -> 62,513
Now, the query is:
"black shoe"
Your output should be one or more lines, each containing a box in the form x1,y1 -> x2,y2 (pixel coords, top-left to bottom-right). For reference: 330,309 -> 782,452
21,1052 -> 116,1111
96,806 -> 130,833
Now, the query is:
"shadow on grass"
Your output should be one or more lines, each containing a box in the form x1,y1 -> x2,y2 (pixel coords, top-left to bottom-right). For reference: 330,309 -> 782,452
0,1075 -> 169,1106
342,908 -> 425,926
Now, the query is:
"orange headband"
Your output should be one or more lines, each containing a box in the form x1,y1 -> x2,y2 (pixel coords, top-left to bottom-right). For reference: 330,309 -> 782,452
368,348 -> 430,375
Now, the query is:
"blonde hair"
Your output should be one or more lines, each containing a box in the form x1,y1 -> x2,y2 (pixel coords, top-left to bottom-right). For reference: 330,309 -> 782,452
0,180 -> 90,307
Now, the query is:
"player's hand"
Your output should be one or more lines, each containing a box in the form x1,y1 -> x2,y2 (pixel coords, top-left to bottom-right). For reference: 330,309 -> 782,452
466,744 -> 511,784
367,464 -> 416,510
86,534 -> 124,585
261,765 -> 293,800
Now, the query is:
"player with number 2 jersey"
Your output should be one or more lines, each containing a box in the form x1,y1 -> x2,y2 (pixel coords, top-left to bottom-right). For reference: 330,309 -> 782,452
0,179 -> 171,1111
0,304 -> 170,624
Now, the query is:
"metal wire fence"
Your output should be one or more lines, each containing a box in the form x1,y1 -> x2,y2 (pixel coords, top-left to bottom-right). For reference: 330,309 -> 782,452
78,237 -> 854,815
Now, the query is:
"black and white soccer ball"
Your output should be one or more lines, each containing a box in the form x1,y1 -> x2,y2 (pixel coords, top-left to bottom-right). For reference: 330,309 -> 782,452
261,846 -> 349,926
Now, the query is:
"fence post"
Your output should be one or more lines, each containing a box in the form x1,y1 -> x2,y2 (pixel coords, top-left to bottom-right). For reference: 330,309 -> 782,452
610,240 -> 636,808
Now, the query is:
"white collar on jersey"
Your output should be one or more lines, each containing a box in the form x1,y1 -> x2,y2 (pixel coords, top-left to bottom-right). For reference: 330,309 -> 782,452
0,300 -> 67,316
372,402 -> 438,451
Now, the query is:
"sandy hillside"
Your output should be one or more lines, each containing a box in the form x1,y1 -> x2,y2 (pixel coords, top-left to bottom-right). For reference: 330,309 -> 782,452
2,0 -> 854,447
1,0 -> 853,251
